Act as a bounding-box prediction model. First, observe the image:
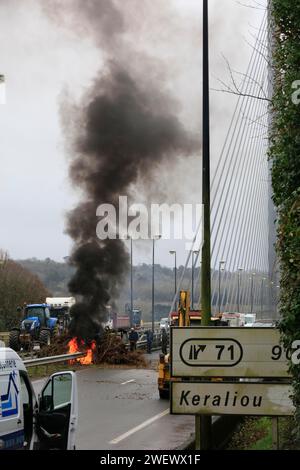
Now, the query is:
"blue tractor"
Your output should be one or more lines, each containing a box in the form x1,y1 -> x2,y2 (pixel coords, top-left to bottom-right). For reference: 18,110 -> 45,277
9,304 -> 58,352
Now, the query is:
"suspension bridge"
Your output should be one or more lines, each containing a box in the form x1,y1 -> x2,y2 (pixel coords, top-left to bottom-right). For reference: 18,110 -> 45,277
170,12 -> 278,320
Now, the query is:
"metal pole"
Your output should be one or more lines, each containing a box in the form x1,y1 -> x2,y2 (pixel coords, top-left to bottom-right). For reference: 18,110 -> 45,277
218,263 -> 221,314
250,273 -> 254,313
195,415 -> 201,450
130,237 -> 133,327
272,417 -> 279,450
260,278 -> 264,319
152,238 -> 155,333
199,0 -> 212,449
174,252 -> 177,310
192,251 -> 194,310
201,0 -> 211,326
238,272 -> 240,312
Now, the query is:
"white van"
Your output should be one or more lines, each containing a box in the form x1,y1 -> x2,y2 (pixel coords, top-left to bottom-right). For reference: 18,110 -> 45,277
0,347 -> 78,450
159,318 -> 170,330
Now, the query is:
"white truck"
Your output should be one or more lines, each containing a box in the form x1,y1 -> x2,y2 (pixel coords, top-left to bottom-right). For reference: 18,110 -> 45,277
221,312 -> 256,327
0,347 -> 78,450
46,297 -> 76,334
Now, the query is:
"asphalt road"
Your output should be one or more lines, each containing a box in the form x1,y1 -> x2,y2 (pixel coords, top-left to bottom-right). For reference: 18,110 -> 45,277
33,352 -> 194,450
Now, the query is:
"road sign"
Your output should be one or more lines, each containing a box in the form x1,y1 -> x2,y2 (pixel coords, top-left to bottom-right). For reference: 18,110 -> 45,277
171,327 -> 293,378
171,382 -> 294,416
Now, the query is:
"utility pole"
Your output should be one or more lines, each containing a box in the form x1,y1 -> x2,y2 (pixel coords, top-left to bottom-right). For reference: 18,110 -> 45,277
169,251 -> 177,310
191,250 -> 200,310
152,235 -> 161,333
237,267 -> 243,312
198,0 -> 212,450
130,237 -> 133,327
250,272 -> 255,314
261,277 -> 266,318
218,261 -> 226,314
152,239 -> 155,334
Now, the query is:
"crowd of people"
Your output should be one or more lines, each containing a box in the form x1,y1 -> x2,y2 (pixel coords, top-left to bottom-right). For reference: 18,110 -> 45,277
127,325 -> 169,355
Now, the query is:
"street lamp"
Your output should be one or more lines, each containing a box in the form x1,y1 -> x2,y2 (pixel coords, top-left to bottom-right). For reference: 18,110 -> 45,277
169,251 -> 177,310
260,277 -> 266,318
250,272 -> 256,313
152,235 -> 161,333
237,267 -> 244,312
130,237 -> 133,327
192,250 -> 200,310
218,260 -> 226,314
125,237 -> 134,327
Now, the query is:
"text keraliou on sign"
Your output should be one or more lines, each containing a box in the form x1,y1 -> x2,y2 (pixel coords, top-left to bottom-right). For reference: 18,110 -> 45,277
171,382 -> 294,416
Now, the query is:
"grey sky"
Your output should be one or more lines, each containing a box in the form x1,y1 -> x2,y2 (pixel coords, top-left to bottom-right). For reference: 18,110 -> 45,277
0,0 -> 265,267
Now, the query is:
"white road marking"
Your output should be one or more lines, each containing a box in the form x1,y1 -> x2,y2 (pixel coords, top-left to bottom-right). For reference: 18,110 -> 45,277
109,409 -> 169,444
121,379 -> 135,385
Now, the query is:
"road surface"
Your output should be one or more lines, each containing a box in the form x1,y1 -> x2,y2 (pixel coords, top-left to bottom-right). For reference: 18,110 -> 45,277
33,352 -> 194,450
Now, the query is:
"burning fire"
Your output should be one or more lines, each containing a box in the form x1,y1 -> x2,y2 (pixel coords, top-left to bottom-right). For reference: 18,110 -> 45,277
68,337 -> 96,365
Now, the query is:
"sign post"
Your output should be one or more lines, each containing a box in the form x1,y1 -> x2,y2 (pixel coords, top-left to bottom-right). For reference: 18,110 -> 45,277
170,327 -> 296,448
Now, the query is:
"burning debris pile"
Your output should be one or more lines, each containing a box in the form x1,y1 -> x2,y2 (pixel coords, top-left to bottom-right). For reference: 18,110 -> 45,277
38,332 -> 146,367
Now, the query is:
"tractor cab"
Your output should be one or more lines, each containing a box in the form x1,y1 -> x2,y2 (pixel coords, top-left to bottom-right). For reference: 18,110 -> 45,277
23,304 -> 51,329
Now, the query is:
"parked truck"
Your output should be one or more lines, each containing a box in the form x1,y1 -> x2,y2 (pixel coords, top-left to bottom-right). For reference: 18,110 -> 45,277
46,297 -> 75,334
9,303 -> 58,352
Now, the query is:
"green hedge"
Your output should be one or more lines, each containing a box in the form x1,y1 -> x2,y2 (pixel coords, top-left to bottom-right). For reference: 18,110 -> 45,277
269,0 -> 300,438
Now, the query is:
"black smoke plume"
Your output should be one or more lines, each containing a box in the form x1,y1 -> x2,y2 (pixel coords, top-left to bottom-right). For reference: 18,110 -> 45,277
45,2 -> 196,340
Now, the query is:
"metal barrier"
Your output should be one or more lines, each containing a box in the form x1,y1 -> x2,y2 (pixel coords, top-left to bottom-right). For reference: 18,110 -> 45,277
23,352 -> 86,368
136,332 -> 161,351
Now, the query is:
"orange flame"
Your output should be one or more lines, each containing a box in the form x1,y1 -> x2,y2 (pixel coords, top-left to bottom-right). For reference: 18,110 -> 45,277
68,337 -> 96,365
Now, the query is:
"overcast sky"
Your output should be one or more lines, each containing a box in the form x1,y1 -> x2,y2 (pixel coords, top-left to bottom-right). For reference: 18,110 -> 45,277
0,0 -> 265,267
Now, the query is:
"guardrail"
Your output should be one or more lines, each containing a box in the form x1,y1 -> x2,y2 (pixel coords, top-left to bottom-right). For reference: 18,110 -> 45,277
23,352 -> 86,368
135,332 -> 161,351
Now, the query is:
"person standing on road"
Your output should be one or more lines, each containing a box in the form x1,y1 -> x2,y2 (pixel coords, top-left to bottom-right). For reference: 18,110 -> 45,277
129,327 -> 139,351
146,329 -> 153,354
161,328 -> 168,355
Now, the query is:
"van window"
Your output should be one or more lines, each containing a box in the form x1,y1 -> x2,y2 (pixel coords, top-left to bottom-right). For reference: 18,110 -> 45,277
0,371 -> 20,420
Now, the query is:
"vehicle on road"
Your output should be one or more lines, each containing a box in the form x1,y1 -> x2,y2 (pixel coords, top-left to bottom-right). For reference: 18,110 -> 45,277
9,304 -> 59,352
107,307 -> 142,332
46,297 -> 75,334
159,317 -> 170,331
0,347 -> 78,450
158,291 -> 223,399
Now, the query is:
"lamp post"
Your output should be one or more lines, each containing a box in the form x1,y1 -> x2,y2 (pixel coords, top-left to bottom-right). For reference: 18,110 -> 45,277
152,235 -> 161,333
260,277 -> 266,318
237,267 -> 244,312
192,250 -> 200,310
218,260 -> 226,314
169,251 -> 177,310
130,237 -> 133,327
250,272 -> 256,313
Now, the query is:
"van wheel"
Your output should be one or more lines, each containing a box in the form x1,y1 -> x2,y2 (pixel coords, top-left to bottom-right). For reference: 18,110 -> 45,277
9,330 -> 21,351
159,389 -> 169,399
39,329 -> 51,346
